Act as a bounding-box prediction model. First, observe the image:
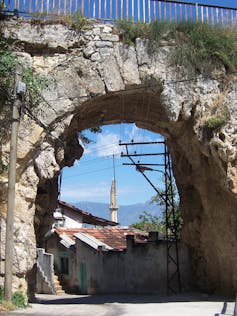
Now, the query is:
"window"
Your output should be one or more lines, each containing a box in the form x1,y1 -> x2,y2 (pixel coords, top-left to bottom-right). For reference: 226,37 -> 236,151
60,256 -> 69,275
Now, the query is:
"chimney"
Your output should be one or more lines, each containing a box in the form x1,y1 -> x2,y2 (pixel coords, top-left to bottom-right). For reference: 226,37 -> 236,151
109,178 -> 118,223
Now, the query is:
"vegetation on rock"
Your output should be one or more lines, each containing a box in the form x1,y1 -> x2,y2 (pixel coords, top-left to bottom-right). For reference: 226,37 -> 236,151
66,11 -> 90,33
206,116 -> 227,130
116,19 -> 237,74
116,19 -> 150,45
0,20 -> 51,173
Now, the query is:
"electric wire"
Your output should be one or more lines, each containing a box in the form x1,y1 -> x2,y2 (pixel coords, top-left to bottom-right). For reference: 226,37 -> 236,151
23,104 -> 125,180
2,61 -> 237,142
76,155 -> 115,166
3,52 -> 237,168
63,164 -> 123,178
29,68 -> 237,113
23,103 -> 65,147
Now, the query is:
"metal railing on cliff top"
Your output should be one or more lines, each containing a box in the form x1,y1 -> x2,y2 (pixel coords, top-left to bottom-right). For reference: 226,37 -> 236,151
2,0 -> 237,25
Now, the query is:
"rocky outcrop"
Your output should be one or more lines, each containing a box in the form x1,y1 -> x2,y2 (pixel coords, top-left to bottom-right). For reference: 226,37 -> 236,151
0,18 -> 237,295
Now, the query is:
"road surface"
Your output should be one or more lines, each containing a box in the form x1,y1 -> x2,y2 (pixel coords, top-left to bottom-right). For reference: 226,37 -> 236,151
5,293 -> 235,316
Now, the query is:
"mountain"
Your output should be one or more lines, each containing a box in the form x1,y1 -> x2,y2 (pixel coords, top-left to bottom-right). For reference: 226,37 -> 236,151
74,201 -> 163,226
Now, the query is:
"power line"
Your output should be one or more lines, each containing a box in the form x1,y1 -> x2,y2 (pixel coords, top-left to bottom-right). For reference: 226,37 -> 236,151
84,141 -> 122,152
31,68 -> 237,109
63,164 -> 123,178
23,104 -> 65,147
6,56 -> 235,171
77,153 -> 121,165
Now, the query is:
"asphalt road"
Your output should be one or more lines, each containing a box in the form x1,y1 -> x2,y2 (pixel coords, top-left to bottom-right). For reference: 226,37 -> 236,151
3,293 -> 235,316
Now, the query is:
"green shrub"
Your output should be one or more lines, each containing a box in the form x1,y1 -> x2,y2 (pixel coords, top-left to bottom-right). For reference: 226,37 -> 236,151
171,22 -> 237,74
0,285 -> 3,303
206,116 -> 227,130
116,19 -> 149,45
22,67 -> 50,104
0,288 -> 28,310
67,11 -> 89,33
0,50 -> 17,108
0,1 -> 5,9
12,291 -> 28,308
148,19 -> 175,43
0,50 -> 17,77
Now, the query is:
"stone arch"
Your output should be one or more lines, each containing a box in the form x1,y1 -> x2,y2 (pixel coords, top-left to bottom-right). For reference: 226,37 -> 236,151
0,19 -> 237,296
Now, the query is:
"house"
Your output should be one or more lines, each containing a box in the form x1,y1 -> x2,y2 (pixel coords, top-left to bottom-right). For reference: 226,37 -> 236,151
45,227 -> 191,294
36,200 -> 117,294
53,200 -> 118,228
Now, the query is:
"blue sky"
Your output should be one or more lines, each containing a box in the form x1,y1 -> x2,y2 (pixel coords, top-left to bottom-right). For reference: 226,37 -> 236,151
61,125 -> 165,206
183,1 -> 237,8
180,1 -> 236,7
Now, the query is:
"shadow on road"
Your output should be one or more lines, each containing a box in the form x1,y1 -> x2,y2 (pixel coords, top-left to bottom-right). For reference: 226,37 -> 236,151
32,293 -> 229,306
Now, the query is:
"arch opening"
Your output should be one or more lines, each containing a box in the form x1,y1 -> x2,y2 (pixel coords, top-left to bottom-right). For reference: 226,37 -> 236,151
33,88 -> 235,296
36,122 -> 189,296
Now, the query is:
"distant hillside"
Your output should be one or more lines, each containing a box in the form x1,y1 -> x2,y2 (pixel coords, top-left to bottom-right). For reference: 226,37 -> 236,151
74,201 -> 163,226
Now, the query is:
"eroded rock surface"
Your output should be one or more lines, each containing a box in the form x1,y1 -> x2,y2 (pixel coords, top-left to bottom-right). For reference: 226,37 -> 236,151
0,18 -> 236,295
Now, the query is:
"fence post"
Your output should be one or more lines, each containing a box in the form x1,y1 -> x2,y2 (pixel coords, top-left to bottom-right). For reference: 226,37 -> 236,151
195,3 -> 199,22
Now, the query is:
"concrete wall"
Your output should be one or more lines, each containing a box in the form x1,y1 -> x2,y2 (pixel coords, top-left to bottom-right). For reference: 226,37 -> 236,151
46,235 -> 79,293
46,233 -> 191,294
75,236 -> 191,294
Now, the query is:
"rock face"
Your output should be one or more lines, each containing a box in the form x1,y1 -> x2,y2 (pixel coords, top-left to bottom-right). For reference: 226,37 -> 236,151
0,18 -> 237,295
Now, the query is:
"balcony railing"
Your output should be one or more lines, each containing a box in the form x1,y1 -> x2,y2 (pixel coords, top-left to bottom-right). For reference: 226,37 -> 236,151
1,0 -> 237,26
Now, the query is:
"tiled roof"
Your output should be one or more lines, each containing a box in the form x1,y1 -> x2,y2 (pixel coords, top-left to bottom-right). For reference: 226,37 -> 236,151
55,227 -> 148,251
58,200 -> 117,227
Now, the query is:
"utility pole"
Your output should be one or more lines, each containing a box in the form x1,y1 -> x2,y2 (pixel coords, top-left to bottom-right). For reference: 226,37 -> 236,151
4,64 -> 24,301
120,140 -> 181,294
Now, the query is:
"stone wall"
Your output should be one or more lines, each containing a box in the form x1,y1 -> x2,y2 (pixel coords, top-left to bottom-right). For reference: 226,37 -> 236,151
0,18 -> 236,295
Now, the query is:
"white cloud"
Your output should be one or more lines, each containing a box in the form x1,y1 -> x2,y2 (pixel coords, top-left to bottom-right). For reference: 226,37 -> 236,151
61,181 -> 148,205
61,181 -> 110,203
125,124 -> 163,143
92,132 -> 121,157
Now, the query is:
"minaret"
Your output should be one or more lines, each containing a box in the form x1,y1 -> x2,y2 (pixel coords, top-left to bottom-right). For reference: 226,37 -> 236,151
109,178 -> 118,223
109,155 -> 118,223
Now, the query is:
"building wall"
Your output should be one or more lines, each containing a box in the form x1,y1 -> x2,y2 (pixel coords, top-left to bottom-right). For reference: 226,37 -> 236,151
45,235 -> 79,293
75,236 -> 191,294
63,209 -> 83,228
46,233 -> 191,294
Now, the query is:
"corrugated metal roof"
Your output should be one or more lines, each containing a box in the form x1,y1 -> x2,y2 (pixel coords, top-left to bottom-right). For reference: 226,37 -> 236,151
59,233 -> 75,248
74,232 -> 113,251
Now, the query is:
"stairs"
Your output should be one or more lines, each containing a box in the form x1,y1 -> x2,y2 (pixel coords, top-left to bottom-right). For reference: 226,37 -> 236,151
36,248 -> 65,295
53,275 -> 65,295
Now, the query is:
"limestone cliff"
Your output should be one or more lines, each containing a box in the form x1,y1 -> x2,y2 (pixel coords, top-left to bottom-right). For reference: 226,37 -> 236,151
0,18 -> 236,295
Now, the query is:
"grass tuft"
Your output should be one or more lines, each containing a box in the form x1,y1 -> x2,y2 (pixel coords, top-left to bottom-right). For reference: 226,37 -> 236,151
116,19 -> 237,74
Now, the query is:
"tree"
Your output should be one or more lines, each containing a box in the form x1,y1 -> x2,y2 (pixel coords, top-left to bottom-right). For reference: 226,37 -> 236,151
129,211 -> 164,232
78,126 -> 102,145
150,178 -> 182,238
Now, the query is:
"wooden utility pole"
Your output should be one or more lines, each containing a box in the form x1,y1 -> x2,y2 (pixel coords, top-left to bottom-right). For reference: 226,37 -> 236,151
4,64 -> 23,301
